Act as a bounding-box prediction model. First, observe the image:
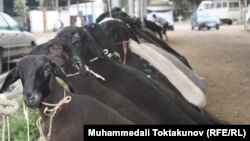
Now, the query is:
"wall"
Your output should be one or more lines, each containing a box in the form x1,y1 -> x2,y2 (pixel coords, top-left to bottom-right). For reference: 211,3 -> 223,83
0,0 -> 3,12
29,10 -> 70,33
69,1 -> 105,23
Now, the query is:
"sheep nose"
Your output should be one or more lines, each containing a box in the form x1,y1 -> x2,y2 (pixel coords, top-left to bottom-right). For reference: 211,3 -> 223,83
25,93 -> 36,103
24,93 -> 41,108
26,93 -> 32,99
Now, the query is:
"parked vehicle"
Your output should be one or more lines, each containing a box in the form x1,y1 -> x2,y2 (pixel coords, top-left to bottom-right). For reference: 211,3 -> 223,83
198,0 -> 241,25
0,12 -> 36,73
191,10 -> 221,30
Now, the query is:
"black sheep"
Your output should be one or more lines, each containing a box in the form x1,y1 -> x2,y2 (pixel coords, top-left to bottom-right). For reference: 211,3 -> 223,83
55,26 -> 223,124
0,55 -> 133,141
30,38 -> 156,125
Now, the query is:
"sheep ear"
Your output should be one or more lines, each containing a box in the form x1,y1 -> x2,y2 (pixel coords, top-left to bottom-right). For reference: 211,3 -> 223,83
87,40 -> 104,59
83,30 -> 104,59
52,64 -> 75,93
0,68 -> 19,93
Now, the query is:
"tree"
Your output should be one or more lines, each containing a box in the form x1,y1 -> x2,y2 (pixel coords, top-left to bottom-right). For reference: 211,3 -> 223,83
13,0 -> 28,17
173,0 -> 189,10
36,0 -> 45,7
173,0 -> 203,10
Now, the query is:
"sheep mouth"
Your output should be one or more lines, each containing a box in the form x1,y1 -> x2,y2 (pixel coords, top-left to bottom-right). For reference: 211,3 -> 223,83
24,99 -> 42,109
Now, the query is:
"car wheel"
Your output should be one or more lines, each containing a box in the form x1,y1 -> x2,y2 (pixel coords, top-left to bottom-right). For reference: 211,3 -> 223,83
29,41 -> 36,50
192,26 -> 194,30
207,27 -> 211,30
227,20 -> 232,25
31,41 -> 36,47
198,26 -> 201,31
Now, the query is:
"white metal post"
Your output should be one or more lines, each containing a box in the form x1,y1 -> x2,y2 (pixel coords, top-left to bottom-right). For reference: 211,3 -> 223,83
140,0 -> 145,28
244,0 -> 248,31
0,0 -> 3,12
128,0 -> 134,17
55,0 -> 59,11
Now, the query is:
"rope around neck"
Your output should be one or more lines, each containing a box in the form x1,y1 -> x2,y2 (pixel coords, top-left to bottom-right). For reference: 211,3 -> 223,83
114,40 -> 130,64
37,89 -> 71,141
36,117 -> 46,141
23,102 -> 30,141
84,65 -> 106,81
60,64 -> 105,81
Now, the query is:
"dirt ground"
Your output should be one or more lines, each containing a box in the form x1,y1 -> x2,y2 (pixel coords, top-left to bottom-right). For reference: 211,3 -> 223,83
167,23 -> 250,124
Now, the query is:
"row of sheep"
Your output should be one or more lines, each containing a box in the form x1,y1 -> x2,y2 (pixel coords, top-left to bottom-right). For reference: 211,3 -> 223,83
0,9 -> 227,141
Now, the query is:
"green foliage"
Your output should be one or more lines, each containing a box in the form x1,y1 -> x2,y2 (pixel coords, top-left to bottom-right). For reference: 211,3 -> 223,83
36,0 -> 45,7
173,0 -> 203,9
8,110 -> 39,141
13,0 -> 28,17
173,0 -> 189,9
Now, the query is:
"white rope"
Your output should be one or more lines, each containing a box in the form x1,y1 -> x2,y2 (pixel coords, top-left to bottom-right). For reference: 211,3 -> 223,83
113,51 -> 121,62
7,116 -> 10,141
0,96 -> 19,115
66,72 -> 80,77
2,115 -> 5,141
23,102 -> 30,141
84,65 -> 106,81
89,57 -> 99,63
103,49 -> 109,55
36,117 -> 47,141
0,80 -> 20,141
90,49 -> 113,61
40,90 -> 71,141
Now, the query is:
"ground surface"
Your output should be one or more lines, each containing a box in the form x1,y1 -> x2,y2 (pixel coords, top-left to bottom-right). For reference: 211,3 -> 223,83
168,23 -> 250,124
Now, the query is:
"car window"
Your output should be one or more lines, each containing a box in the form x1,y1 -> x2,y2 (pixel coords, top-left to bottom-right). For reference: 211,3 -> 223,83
216,2 -> 221,8
0,15 -> 9,30
211,3 -> 215,9
198,12 -> 214,18
222,2 -> 227,8
1,13 -> 20,31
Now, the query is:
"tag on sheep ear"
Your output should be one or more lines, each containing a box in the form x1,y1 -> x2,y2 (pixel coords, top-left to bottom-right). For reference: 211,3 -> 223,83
87,41 -> 105,59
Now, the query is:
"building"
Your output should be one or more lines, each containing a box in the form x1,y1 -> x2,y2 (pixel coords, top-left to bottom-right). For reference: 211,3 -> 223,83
0,0 -> 3,12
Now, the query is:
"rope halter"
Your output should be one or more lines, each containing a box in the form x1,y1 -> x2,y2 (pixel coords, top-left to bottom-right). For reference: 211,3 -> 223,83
37,77 -> 72,141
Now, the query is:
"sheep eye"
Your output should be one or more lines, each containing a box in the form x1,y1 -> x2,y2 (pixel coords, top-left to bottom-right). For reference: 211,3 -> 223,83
43,66 -> 52,77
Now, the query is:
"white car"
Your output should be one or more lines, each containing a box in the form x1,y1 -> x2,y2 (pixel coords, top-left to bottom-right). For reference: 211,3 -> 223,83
191,10 -> 221,30
0,12 -> 36,73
